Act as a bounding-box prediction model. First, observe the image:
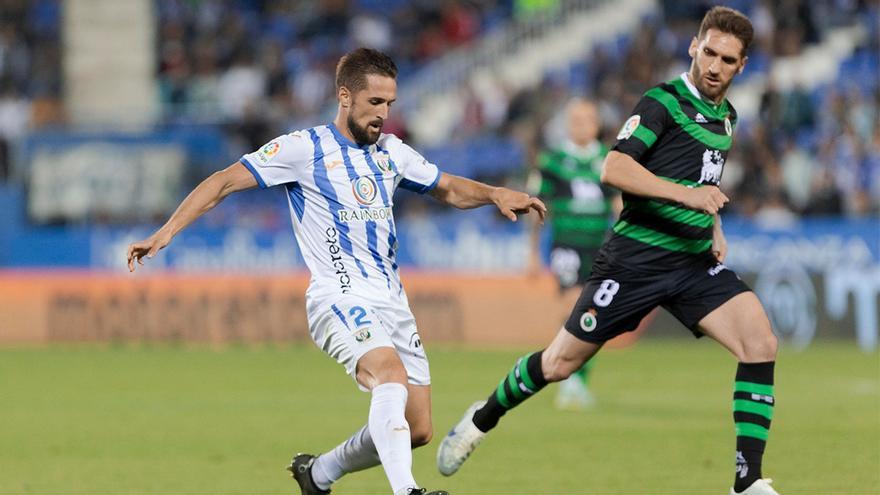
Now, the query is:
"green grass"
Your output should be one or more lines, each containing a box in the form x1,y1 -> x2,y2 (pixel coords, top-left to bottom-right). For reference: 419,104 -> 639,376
0,341 -> 877,494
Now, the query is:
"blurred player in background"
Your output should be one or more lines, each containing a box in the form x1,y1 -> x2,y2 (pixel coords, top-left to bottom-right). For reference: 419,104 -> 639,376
127,48 -> 545,495
528,98 -> 619,411
438,8 -> 783,495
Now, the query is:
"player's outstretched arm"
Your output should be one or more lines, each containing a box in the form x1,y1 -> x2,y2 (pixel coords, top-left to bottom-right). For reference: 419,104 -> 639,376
126,162 -> 258,272
429,172 -> 546,222
601,150 -> 729,214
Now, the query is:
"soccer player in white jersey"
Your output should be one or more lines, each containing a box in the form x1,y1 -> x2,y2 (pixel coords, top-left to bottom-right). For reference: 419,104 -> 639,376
126,48 -> 546,495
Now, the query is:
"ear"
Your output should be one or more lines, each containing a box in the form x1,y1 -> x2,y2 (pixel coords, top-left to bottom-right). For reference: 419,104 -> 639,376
688,36 -> 698,58
338,86 -> 351,108
737,55 -> 748,74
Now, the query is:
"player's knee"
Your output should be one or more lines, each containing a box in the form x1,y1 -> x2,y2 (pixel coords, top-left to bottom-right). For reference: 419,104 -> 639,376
410,424 -> 433,448
357,352 -> 408,389
740,329 -> 778,362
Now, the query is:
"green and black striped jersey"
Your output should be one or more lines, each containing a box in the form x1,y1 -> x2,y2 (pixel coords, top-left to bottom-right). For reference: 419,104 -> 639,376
533,141 -> 612,249
601,73 -> 737,272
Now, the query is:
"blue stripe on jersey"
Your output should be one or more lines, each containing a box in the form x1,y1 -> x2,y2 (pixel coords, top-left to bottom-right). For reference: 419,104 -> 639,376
377,147 -> 403,294
308,127 -> 362,284
387,221 -> 402,295
335,144 -> 370,279
331,304 -> 350,329
339,145 -> 390,288
399,174 -> 440,194
286,182 -> 305,222
240,157 -> 267,189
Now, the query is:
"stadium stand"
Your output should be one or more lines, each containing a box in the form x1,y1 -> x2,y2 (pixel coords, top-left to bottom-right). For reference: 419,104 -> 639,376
0,0 -> 877,228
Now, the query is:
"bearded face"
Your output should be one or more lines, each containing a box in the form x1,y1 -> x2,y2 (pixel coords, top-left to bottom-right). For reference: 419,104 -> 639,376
343,74 -> 397,146
688,28 -> 747,103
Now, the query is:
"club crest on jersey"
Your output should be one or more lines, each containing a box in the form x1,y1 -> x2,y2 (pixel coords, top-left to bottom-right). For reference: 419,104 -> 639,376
724,117 -> 732,136
579,309 -> 598,332
700,149 -> 724,184
373,152 -> 393,174
352,176 -> 378,205
354,328 -> 372,343
617,115 -> 640,140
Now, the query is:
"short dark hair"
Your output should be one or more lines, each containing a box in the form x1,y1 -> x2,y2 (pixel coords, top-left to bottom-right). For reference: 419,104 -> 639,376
335,48 -> 398,92
697,6 -> 754,55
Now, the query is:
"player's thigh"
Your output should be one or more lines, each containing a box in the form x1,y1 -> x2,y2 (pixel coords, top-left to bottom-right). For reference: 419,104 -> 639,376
405,384 -> 432,446
697,291 -> 777,362
308,297 -> 401,389
562,272 -> 663,347
356,347 -> 408,388
383,306 -> 431,389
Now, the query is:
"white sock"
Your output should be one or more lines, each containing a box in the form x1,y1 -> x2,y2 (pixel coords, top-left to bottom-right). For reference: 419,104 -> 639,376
369,382 -> 417,494
311,425 -> 380,490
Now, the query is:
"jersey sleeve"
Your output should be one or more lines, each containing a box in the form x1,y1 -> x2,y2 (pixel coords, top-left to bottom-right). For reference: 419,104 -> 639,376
610,94 -> 669,163
240,131 -> 312,188
385,135 -> 441,194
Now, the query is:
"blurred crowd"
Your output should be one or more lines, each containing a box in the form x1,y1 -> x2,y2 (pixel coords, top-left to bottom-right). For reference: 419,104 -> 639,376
155,0 -> 514,148
0,0 -> 62,181
455,0 -> 880,219
1,0 -> 878,221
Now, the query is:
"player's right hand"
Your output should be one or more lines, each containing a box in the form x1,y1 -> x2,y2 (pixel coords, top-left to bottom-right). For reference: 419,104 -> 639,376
126,231 -> 172,272
681,185 -> 728,214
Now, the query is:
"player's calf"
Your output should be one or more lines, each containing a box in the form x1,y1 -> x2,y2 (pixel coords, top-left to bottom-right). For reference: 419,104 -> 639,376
541,326 -> 603,382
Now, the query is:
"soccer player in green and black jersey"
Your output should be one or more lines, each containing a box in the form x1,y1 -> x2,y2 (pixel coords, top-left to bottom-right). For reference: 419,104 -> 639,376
438,7 -> 782,495
528,98 -> 618,410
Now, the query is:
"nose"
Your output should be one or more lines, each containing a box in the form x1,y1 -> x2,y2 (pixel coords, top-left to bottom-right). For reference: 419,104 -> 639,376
708,58 -> 721,75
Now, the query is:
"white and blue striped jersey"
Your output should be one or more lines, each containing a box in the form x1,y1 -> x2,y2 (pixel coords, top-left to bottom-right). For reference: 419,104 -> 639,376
240,123 -> 441,307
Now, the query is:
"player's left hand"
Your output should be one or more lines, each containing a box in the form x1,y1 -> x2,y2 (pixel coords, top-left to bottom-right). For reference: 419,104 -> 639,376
712,225 -> 727,262
492,188 -> 547,223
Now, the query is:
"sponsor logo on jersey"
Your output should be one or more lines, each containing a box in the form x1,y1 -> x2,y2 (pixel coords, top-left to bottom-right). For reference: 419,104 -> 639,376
695,112 -> 708,123
325,227 -> 351,294
708,263 -> 728,276
579,309 -> 598,332
352,176 -> 378,205
617,115 -> 640,140
326,159 -> 344,170
700,149 -> 724,184
724,117 -> 732,136
337,207 -> 393,223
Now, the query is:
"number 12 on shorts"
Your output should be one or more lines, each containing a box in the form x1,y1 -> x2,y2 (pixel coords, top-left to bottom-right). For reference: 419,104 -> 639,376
593,279 -> 620,307
349,306 -> 372,327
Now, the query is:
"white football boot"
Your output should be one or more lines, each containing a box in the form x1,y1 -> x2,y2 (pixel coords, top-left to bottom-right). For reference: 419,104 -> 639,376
436,401 -> 487,476
730,478 -> 780,495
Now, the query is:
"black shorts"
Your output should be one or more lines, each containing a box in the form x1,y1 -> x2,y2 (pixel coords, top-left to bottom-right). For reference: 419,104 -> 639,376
549,243 -> 599,290
563,256 -> 752,343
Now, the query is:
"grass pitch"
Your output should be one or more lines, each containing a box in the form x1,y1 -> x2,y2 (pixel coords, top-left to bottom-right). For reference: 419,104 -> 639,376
0,341 -> 877,494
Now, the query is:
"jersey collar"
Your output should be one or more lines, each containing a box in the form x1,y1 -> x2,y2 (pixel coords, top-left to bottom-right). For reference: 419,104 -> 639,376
681,72 -> 723,110
562,139 -> 601,161
328,122 -> 372,150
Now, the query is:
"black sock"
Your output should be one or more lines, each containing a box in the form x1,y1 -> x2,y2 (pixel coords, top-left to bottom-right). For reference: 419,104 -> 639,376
472,351 -> 548,433
733,361 -> 775,492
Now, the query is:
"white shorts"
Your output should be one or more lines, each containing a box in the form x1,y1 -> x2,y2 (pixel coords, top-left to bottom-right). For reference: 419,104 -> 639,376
307,295 -> 430,391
